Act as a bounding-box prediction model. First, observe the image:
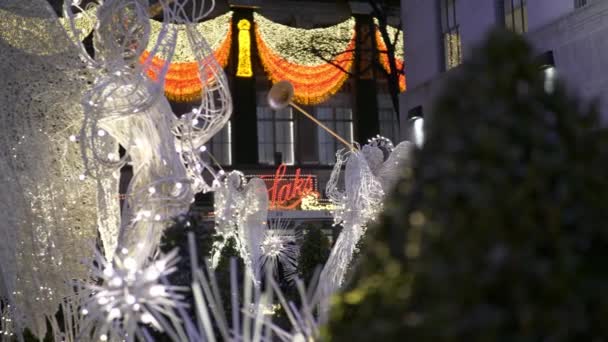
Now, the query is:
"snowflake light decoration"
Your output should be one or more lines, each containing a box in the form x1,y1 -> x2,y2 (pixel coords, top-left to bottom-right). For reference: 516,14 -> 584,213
260,218 -> 299,284
80,248 -> 186,342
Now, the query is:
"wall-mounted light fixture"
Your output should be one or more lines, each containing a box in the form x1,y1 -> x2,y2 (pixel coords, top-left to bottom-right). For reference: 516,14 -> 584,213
408,105 -> 424,147
537,50 -> 556,93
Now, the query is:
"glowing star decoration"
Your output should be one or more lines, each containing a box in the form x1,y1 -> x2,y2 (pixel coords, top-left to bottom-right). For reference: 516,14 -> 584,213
141,12 -> 233,102
236,19 -> 253,78
254,13 -> 356,105
80,249 -> 186,342
375,22 -> 406,92
260,218 -> 299,284
318,137 -> 413,313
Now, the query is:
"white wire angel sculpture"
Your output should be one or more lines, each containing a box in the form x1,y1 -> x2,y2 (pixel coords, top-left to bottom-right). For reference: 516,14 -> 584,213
318,137 -> 413,314
212,171 -> 269,285
67,0 -> 232,265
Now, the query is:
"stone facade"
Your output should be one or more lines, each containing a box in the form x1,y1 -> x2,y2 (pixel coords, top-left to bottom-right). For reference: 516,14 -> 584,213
400,0 -> 608,135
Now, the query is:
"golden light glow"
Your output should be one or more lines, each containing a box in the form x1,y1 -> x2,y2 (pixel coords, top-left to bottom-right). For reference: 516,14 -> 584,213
236,19 -> 253,78
254,13 -> 356,105
301,193 -> 336,211
146,12 -> 232,61
375,24 -> 406,92
141,13 -> 232,102
0,5 -> 97,55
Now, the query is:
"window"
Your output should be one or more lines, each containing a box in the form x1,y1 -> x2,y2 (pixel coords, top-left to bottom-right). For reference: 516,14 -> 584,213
575,0 -> 587,8
504,0 -> 528,34
207,121 -> 232,166
316,107 -> 353,165
257,106 -> 295,165
440,0 -> 462,70
378,109 -> 400,143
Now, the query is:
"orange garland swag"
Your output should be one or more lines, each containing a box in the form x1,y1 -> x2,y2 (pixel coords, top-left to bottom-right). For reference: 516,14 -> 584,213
376,29 -> 406,92
255,27 -> 356,106
141,24 -> 232,102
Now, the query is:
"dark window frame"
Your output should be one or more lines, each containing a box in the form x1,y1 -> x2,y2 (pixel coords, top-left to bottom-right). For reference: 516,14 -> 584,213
256,106 -> 295,165
504,0 -> 528,33
315,107 -> 353,165
440,0 -> 462,70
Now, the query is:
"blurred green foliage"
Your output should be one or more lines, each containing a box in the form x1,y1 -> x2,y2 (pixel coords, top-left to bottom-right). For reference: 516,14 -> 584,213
327,29 -> 608,341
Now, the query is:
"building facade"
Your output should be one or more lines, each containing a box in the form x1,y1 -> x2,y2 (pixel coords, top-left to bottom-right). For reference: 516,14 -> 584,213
399,0 -> 608,130
155,0 -> 405,224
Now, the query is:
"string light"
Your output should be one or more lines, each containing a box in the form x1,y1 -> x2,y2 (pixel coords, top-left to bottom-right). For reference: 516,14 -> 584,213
236,19 -> 253,78
0,5 -> 97,55
254,13 -> 356,105
141,13 -> 233,102
375,24 -> 406,92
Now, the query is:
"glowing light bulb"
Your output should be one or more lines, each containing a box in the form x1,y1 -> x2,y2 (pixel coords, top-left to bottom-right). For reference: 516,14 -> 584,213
123,257 -> 136,271
100,334 -> 108,341
199,145 -> 207,152
109,277 -> 122,287
97,129 -> 106,137
149,285 -> 165,296
148,187 -> 156,194
69,135 -> 77,142
79,174 -> 86,181
126,295 -> 136,305
175,182 -> 183,189
141,313 -> 154,324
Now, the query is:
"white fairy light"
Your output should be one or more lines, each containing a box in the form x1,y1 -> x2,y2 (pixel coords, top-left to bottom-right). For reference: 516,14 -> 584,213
97,129 -> 106,137
80,249 -> 184,341
69,135 -> 77,142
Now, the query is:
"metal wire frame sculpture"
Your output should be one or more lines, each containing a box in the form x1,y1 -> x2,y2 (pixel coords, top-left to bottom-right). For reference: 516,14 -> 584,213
63,0 -> 233,265
212,171 -> 269,286
318,137 -> 413,316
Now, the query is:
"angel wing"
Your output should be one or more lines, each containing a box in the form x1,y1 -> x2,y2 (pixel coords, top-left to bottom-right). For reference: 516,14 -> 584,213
344,151 -> 385,223
0,0 -> 101,337
376,141 -> 413,193
238,177 -> 269,284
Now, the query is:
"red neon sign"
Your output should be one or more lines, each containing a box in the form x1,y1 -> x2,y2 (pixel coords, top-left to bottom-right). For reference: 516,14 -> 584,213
257,164 -> 317,210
